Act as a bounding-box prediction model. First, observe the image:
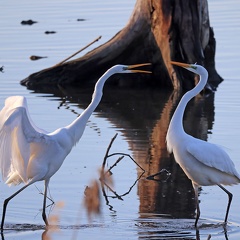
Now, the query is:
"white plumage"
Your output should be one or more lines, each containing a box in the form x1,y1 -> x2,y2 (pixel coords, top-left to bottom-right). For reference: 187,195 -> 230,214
166,61 -> 240,227
0,96 -> 49,185
0,64 -> 151,230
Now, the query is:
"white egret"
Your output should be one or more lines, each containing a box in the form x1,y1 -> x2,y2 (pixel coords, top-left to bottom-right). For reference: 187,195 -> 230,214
166,61 -> 240,227
0,64 -> 151,230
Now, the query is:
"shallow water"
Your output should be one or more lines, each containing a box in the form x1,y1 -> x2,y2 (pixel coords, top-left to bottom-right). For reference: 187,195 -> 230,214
1,0 -> 240,239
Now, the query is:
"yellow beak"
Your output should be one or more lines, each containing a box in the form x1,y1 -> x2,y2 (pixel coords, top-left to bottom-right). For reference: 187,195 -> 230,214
127,63 -> 152,73
171,61 -> 191,68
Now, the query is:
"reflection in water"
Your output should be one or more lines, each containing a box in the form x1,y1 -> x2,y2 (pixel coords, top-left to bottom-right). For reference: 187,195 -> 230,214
136,220 -> 229,240
29,84 -> 216,238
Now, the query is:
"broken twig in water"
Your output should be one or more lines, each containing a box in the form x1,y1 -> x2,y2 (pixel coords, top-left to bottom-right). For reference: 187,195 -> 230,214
102,133 -> 118,169
83,134 -> 145,216
146,168 -> 171,182
100,133 -> 145,200
108,152 -> 145,172
106,156 -> 124,175
35,185 -> 55,205
54,35 -> 102,66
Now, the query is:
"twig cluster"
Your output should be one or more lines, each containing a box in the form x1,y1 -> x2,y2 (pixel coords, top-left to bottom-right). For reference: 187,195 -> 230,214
84,133 -> 145,217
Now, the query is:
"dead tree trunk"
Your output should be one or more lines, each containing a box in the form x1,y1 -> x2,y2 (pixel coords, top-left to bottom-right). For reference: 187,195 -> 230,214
21,0 -> 223,90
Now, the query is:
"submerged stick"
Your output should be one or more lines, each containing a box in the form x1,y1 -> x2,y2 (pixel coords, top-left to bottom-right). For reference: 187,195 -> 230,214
146,169 -> 171,181
102,133 -> 118,170
101,133 -> 145,173
55,35 -> 102,66
107,152 -> 145,172
106,156 -> 124,174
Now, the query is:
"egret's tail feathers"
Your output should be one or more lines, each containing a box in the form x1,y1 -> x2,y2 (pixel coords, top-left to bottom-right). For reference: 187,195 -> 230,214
5,172 -> 27,186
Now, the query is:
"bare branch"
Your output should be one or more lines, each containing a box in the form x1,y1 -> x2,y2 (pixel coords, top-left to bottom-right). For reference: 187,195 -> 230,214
102,133 -> 118,170
55,36 -> 102,66
107,152 -> 145,172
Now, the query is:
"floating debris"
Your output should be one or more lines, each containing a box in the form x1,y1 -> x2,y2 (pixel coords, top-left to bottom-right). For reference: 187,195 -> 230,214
21,19 -> 38,25
30,55 -> 47,61
0,66 -> 4,73
77,18 -> 86,21
45,31 -> 56,34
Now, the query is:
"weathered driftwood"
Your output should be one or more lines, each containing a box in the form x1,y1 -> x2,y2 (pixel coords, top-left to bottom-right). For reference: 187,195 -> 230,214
21,0 -> 223,90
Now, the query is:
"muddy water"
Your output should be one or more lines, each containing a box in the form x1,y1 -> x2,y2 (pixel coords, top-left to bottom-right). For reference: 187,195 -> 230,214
1,0 -> 240,239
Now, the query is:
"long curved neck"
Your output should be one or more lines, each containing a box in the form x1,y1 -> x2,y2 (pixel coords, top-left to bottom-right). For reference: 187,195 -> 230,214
65,67 -> 117,144
168,72 -> 208,137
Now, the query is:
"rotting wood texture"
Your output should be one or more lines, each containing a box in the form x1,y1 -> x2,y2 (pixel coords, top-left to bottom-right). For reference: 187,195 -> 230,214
21,0 -> 223,91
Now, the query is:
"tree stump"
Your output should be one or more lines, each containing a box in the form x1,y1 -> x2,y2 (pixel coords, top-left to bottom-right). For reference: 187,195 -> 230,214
21,0 -> 223,90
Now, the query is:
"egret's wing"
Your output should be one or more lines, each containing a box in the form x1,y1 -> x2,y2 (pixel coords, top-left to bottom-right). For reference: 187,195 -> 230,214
3,96 -> 47,134
186,137 -> 239,177
0,96 -> 49,184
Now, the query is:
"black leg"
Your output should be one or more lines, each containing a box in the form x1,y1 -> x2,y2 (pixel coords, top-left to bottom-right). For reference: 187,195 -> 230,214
193,185 -> 200,228
42,179 -> 50,226
218,184 -> 233,224
1,183 -> 33,231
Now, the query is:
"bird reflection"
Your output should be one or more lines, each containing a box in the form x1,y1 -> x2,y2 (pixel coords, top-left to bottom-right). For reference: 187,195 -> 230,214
57,99 -> 102,135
